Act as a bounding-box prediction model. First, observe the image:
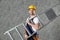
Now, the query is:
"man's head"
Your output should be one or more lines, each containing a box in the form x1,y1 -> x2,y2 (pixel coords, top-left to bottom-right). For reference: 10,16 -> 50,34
28,5 -> 36,15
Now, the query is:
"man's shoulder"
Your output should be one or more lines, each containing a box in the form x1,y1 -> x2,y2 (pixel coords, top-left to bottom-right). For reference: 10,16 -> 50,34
34,16 -> 39,20
33,17 -> 39,20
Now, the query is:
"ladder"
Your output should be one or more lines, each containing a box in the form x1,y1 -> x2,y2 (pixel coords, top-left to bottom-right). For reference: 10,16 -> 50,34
4,22 -> 39,40
3,15 -> 44,40
4,23 -> 24,40
4,12 -> 59,40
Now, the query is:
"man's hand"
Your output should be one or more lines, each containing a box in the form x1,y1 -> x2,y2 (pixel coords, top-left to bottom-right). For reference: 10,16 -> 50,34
25,34 -> 28,38
26,19 -> 32,26
24,34 -> 28,40
26,19 -> 30,24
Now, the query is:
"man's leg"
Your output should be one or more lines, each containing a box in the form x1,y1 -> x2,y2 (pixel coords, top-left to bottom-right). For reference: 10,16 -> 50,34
24,29 -> 28,40
33,34 -> 39,40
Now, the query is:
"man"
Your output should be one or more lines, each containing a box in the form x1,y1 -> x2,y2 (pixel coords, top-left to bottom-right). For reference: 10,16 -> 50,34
24,4 -> 40,40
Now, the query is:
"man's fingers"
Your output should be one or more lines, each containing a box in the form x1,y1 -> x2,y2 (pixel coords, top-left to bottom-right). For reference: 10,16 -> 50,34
24,34 -> 28,39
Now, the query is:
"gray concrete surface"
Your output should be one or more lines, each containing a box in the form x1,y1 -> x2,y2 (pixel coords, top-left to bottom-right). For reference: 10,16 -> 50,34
39,16 -> 60,40
0,0 -> 60,40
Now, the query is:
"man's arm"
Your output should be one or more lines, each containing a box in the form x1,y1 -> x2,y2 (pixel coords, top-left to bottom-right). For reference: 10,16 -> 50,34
28,22 -> 39,30
26,17 -> 40,30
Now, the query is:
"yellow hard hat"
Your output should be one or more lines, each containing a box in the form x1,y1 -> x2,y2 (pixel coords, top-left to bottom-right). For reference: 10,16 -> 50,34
28,4 -> 36,9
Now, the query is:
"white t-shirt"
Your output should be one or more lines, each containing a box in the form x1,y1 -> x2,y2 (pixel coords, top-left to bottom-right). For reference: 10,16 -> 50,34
27,15 -> 39,32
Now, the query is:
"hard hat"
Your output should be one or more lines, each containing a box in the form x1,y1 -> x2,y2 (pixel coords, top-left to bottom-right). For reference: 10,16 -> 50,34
28,4 -> 36,9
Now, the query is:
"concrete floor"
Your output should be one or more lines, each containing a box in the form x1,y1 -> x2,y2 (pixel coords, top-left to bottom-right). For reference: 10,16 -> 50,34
0,0 -> 60,40
39,16 -> 60,40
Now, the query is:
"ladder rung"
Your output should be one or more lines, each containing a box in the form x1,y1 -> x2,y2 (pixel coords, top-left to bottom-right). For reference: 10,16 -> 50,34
15,27 -> 24,40
6,32 -> 14,40
4,23 -> 23,35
